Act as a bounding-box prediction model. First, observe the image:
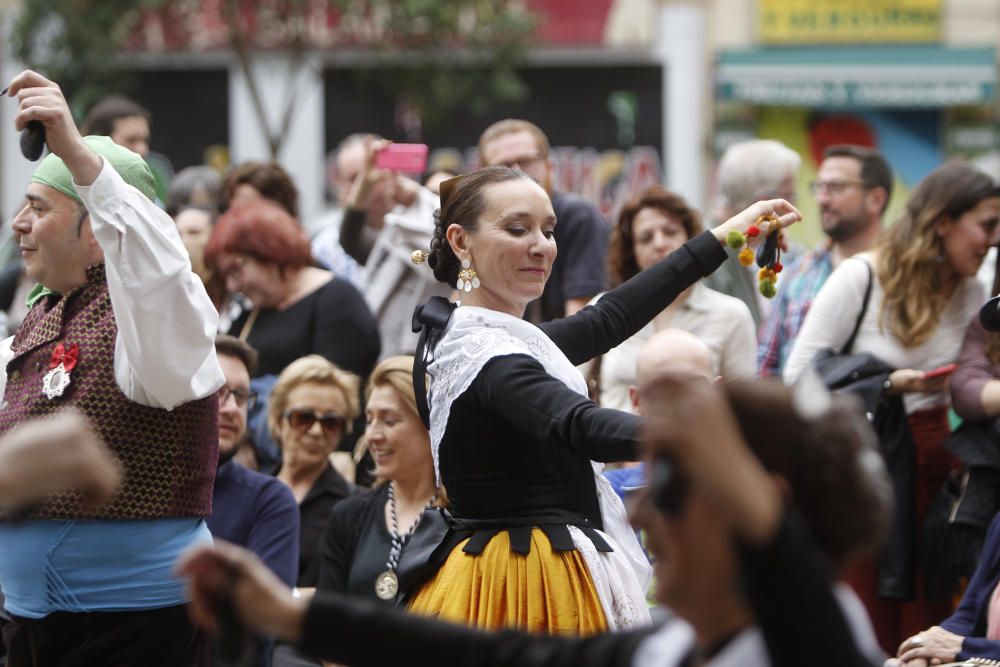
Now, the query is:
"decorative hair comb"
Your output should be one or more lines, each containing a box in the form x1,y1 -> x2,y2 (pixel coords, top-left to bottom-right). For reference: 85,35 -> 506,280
438,174 -> 466,210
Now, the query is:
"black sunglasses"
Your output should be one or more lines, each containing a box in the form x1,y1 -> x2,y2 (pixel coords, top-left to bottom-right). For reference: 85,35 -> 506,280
283,408 -> 346,434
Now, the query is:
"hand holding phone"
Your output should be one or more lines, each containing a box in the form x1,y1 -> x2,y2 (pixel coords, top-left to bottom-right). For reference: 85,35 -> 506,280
923,363 -> 958,380
375,143 -> 428,174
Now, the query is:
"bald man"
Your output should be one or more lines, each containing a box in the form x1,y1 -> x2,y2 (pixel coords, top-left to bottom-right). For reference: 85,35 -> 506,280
605,329 -> 715,499
628,329 -> 714,413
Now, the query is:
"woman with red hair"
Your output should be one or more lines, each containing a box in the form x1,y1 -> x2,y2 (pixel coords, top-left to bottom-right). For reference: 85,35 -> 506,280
206,199 -> 380,471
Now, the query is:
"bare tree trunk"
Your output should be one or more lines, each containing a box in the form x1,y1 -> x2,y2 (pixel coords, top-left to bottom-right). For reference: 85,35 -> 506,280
223,0 -> 314,160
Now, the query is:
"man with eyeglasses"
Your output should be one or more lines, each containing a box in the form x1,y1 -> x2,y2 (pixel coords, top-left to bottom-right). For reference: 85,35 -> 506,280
208,334 -> 299,667
478,119 -> 609,322
758,145 -> 893,378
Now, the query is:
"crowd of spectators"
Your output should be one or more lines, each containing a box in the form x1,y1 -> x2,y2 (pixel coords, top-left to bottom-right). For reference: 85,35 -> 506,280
5,71 -> 1000,667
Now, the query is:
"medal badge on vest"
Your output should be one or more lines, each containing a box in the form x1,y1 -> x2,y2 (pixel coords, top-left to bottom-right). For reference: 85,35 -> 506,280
43,342 -> 78,400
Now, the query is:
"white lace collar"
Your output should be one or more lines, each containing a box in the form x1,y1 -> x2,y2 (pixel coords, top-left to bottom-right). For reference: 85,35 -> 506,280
426,306 -> 587,480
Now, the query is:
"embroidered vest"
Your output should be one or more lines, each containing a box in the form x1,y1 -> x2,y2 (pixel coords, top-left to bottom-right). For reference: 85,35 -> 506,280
0,264 -> 218,520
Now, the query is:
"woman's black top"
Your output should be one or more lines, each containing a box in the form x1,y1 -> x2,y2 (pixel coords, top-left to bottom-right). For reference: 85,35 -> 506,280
314,485 -> 393,602
437,231 -> 727,530
314,484 -> 449,604
294,463 -> 354,588
228,277 -> 380,378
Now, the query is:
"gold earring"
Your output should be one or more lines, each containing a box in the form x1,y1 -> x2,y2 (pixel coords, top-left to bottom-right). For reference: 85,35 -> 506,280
456,258 -> 479,292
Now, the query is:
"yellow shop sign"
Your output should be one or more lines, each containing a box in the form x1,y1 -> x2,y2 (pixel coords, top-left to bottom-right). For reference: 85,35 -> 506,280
759,0 -> 940,44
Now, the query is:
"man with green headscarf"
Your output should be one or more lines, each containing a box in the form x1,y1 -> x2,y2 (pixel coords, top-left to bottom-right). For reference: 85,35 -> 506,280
0,71 -> 224,666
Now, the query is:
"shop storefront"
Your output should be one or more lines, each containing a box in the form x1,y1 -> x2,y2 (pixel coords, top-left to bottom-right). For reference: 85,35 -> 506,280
713,0 -> 997,244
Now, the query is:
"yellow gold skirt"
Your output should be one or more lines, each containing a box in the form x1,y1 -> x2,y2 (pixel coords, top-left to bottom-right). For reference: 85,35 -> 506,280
407,528 -> 608,636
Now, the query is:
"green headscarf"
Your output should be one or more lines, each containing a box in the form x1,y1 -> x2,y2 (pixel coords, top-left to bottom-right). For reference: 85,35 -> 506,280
30,135 -> 157,204
23,136 -> 157,303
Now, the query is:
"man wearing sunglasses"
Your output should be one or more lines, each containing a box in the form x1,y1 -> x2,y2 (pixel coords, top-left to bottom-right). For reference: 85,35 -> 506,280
208,335 -> 300,667
758,145 -> 892,378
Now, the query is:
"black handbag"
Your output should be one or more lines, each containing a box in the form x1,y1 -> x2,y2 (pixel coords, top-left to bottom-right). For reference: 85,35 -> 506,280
809,260 -> 918,600
811,260 -> 878,396
395,505 -> 454,604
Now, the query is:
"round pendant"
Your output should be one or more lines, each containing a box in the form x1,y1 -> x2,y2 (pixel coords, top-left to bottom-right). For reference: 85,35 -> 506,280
374,570 -> 399,601
42,363 -> 71,400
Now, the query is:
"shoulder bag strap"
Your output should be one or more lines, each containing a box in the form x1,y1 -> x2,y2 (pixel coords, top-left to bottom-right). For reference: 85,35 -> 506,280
411,296 -> 456,428
840,260 -> 874,355
238,307 -> 260,342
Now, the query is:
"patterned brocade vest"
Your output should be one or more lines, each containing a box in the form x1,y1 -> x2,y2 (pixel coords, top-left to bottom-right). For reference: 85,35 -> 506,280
0,263 -> 218,520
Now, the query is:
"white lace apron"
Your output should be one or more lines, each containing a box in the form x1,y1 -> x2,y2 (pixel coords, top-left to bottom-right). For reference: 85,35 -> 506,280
426,306 -> 652,631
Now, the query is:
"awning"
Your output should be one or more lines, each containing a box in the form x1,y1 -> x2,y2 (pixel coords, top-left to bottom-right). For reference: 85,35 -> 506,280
716,46 -> 996,108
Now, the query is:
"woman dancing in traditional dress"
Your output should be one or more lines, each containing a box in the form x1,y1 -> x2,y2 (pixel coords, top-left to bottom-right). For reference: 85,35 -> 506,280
403,167 -> 800,634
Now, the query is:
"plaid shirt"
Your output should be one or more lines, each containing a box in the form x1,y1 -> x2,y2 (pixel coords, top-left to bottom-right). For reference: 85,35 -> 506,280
757,243 -> 834,377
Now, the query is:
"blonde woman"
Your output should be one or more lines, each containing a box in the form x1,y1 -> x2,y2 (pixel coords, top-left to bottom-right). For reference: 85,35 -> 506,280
313,356 -> 441,604
269,355 -> 360,588
784,161 -> 1000,652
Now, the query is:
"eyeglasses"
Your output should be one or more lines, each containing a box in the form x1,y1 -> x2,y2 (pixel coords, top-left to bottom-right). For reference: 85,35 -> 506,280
283,408 -> 347,435
493,154 -> 546,171
221,255 -> 254,281
808,179 -> 870,196
219,385 -> 257,410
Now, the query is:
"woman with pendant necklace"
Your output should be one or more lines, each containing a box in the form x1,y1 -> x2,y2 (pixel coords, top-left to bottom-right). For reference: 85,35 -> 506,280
312,356 -> 442,604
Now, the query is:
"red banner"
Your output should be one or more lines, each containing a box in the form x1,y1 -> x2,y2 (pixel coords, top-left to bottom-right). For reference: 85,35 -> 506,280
127,0 -> 629,52
525,0 -> 614,45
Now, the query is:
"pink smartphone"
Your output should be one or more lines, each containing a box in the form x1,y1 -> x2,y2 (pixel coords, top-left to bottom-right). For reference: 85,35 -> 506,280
375,143 -> 428,173
924,363 -> 958,379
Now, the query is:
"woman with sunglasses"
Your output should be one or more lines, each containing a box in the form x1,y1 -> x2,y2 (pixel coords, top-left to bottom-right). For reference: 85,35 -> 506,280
312,356 -> 441,607
268,355 -> 359,589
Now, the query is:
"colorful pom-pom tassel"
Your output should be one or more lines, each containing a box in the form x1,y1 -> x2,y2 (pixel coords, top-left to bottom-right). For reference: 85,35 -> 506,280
726,230 -> 746,249
738,246 -> 754,266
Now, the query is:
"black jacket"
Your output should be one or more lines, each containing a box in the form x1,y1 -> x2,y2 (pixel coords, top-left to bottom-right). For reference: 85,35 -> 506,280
816,350 -> 916,599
